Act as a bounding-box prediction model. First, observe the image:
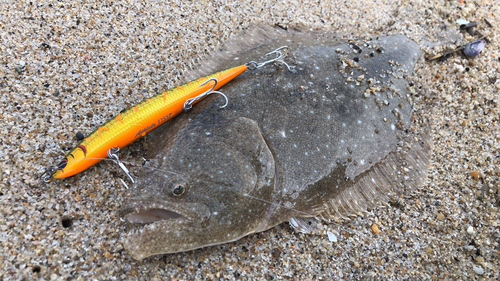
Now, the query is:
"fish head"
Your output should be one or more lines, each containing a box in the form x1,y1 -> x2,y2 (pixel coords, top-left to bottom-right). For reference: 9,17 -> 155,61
121,116 -> 276,260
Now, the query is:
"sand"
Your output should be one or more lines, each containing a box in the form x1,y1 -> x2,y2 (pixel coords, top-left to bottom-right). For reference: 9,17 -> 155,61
0,0 -> 499,280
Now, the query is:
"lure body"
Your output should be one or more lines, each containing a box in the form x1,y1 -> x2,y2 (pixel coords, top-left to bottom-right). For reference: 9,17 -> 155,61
49,65 -> 248,180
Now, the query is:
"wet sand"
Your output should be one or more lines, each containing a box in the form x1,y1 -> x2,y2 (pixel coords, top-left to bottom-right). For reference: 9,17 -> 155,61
0,0 -> 499,279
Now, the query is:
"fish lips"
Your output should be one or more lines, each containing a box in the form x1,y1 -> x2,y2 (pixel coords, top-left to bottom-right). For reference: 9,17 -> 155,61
121,200 -> 213,259
121,200 -> 210,225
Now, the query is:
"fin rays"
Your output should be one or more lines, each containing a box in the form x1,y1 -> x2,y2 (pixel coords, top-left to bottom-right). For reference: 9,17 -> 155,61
319,135 -> 432,221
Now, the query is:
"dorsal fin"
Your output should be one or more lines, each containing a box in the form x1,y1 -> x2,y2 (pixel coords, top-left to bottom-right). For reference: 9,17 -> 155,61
318,131 -> 433,221
182,25 -> 287,82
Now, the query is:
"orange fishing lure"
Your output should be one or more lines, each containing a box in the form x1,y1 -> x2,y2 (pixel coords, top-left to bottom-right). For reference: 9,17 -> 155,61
41,46 -> 290,183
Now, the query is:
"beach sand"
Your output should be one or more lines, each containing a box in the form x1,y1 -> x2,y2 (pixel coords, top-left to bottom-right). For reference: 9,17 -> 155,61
0,0 -> 499,279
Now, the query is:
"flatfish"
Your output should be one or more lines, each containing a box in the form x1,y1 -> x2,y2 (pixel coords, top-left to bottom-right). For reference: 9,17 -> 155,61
121,26 -> 431,260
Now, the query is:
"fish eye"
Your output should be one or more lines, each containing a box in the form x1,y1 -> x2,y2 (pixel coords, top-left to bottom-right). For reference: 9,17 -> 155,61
172,184 -> 185,196
163,180 -> 188,197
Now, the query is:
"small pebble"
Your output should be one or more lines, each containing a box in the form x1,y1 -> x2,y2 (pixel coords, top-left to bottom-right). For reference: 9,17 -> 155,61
436,213 -> 445,221
470,170 -> 480,180
456,19 -> 469,25
371,224 -> 380,234
467,226 -> 475,234
327,231 -> 337,242
76,132 -> 85,140
473,265 -> 484,275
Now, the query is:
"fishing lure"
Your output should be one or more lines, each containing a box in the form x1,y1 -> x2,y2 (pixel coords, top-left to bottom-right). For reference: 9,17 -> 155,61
41,47 -> 290,183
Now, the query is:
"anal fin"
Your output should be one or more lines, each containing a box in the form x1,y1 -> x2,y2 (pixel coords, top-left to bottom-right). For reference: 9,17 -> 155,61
289,217 -> 321,234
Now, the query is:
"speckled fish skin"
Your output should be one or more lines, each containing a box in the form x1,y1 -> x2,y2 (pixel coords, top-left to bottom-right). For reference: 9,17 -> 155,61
121,32 -> 426,260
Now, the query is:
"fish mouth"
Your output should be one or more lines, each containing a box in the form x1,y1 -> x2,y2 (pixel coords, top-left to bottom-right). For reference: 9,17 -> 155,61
125,208 -> 183,224
121,200 -> 212,259
121,200 -> 209,226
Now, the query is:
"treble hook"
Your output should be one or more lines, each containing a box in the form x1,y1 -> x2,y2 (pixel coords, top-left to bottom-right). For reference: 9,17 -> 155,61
41,166 -> 57,183
245,46 -> 292,71
183,77 -> 228,111
108,147 -> 136,183
41,159 -> 68,183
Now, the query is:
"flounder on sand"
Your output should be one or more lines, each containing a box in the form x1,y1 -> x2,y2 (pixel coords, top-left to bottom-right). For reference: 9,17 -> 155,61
121,27 -> 431,260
